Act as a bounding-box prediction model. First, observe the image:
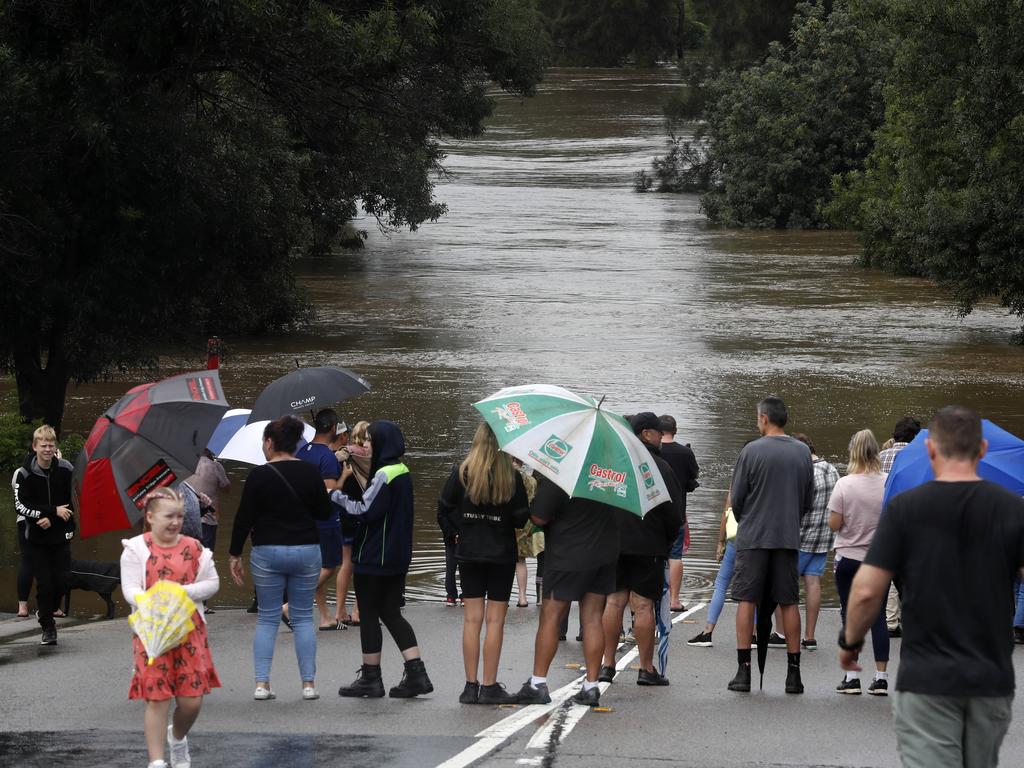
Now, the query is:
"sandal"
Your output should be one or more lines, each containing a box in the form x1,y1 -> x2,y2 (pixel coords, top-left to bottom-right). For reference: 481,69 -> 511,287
280,614 -> 293,631
52,609 -> 66,618
516,602 -> 529,608
319,621 -> 346,631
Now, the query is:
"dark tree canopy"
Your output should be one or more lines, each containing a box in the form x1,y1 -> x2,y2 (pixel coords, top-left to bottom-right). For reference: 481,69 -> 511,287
0,0 -> 549,430
538,0 -> 679,66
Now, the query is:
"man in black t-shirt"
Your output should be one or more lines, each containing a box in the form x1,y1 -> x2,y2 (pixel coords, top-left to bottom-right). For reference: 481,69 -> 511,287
659,414 -> 699,612
516,476 -> 620,708
840,406 -> 1024,768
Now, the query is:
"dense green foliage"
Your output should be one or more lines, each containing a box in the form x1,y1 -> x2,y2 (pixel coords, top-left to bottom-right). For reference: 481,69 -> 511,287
0,1 -> 549,430
692,0 -> 801,65
832,0 -> 1024,327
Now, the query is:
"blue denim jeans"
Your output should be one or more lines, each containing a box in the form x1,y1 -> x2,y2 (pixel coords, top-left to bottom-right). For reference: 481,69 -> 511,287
251,544 -> 322,683
1015,578 -> 1024,628
708,540 -> 737,626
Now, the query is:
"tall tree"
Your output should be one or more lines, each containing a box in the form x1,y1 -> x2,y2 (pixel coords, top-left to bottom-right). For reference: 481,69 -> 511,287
0,1 -> 549,430
539,0 -> 678,66
834,0 -> 1024,333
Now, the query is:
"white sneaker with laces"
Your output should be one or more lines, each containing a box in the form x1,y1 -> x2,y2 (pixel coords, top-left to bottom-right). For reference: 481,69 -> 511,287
148,761 -> 168,768
167,725 -> 191,768
253,686 -> 276,701
302,686 -> 320,700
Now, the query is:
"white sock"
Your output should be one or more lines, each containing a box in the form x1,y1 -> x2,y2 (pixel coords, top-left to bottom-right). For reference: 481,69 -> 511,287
530,675 -> 547,688
875,671 -> 889,681
582,680 -> 599,691
845,671 -> 859,682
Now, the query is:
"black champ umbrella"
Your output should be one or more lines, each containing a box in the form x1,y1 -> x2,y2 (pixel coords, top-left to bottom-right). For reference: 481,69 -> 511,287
247,365 -> 371,423
74,370 -> 230,537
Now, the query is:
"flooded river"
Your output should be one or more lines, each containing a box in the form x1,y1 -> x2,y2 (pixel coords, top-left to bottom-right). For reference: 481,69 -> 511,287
3,68 -> 1022,616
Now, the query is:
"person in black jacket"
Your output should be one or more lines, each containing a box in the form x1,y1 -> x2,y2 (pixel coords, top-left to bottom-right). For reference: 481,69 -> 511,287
332,420 -> 433,699
13,425 -> 75,646
438,423 -> 530,705
598,413 -> 683,687
659,414 -> 700,612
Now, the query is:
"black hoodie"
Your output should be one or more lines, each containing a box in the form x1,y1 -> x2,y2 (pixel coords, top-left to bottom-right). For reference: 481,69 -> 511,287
618,444 -> 683,556
437,464 -> 530,564
331,420 -> 415,576
13,454 -> 76,547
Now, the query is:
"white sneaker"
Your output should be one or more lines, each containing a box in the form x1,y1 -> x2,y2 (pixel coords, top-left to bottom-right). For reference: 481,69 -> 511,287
253,686 -> 276,700
167,725 -> 191,768
302,686 -> 320,700
148,761 -> 168,768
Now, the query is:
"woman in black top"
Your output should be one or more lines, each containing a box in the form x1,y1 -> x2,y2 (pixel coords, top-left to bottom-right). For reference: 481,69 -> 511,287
437,422 -> 529,705
229,416 -> 331,701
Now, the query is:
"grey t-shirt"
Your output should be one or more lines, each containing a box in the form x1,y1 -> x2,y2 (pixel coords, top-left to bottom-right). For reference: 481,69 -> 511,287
731,435 -> 814,550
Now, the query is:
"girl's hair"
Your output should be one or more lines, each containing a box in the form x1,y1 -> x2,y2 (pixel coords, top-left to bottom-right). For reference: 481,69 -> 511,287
459,422 -> 515,506
141,487 -> 184,531
350,420 -> 371,446
847,429 -> 881,474
264,415 -> 304,454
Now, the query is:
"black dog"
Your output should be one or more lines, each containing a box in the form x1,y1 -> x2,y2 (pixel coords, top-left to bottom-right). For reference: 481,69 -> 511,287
64,559 -> 121,619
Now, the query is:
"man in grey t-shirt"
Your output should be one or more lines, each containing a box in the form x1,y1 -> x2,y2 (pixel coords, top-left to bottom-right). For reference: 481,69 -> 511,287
727,396 -> 814,695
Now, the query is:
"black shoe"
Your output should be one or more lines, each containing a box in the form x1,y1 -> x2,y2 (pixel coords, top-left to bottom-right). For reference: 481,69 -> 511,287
478,683 -> 519,705
339,665 -> 385,698
637,668 -> 670,686
785,665 -> 804,694
888,625 -> 902,638
800,638 -> 817,651
728,663 -> 751,692
867,678 -> 888,696
389,658 -> 433,698
40,627 -> 57,646
459,681 -> 480,704
515,680 -> 551,705
558,634 -> 567,642
767,632 -> 786,647
597,665 -> 616,684
246,598 -> 258,614
1014,627 -> 1024,645
687,630 -> 713,647
836,677 -> 862,695
575,634 -> 583,642
571,685 -> 600,707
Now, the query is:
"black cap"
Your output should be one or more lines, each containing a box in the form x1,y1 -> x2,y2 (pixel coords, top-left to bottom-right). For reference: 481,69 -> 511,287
629,411 -> 662,435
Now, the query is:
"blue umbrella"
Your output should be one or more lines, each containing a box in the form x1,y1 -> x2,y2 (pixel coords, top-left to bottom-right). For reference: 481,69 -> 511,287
206,409 -> 252,456
883,419 -> 1024,509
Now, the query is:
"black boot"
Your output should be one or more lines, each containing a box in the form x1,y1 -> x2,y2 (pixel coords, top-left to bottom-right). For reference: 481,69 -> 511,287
339,664 -> 385,698
728,663 -> 751,692
785,664 -> 804,694
389,658 -> 434,698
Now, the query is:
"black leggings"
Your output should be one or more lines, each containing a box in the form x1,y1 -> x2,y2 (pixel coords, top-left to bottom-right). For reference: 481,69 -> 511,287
835,555 -> 890,663
16,521 -> 33,602
25,543 -> 70,630
354,572 -> 418,655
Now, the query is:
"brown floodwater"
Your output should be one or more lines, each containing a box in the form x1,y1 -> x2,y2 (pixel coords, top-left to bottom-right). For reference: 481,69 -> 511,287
3,68 -> 1023,617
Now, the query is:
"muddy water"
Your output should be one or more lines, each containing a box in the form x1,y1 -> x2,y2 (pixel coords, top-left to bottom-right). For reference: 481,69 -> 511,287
3,68 -> 1023,617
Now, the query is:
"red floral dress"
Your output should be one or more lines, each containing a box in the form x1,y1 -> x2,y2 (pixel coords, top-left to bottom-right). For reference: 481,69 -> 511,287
128,533 -> 221,700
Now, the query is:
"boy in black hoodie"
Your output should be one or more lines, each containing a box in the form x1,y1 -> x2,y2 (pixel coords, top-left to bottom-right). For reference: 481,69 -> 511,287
13,425 -> 76,646
331,420 -> 433,699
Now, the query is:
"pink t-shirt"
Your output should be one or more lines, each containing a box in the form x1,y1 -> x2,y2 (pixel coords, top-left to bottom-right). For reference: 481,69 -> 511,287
828,472 -> 887,560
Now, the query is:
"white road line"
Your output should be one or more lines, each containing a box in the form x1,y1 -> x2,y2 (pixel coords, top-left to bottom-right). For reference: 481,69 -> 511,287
524,603 -> 704,751
435,601 -> 706,768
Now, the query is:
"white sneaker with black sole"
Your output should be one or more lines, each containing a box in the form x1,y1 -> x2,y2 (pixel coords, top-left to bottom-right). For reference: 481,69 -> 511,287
687,631 -> 713,647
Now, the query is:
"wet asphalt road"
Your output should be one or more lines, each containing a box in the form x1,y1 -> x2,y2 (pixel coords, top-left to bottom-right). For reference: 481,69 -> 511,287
2,602 -> 1024,767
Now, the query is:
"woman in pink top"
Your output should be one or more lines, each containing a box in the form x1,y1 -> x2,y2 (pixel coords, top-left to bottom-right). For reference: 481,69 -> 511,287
828,429 -> 890,696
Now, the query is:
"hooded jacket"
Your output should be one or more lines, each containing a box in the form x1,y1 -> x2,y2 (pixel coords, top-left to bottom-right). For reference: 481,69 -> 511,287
13,454 -> 76,547
331,421 -> 414,576
618,444 -> 683,557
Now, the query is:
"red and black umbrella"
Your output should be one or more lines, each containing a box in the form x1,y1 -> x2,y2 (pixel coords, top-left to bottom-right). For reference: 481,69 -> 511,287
74,370 -> 229,538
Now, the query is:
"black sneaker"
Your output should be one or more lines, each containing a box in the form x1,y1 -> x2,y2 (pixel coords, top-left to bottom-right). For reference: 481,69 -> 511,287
767,632 -> 786,647
40,627 -> 57,646
888,625 -> 902,638
637,668 -> 670,686
727,663 -> 751,692
867,678 -> 888,696
800,638 -> 817,651
478,683 -> 519,705
597,665 -> 616,683
571,685 -> 600,707
1014,627 -> 1024,645
687,630 -> 713,647
515,680 -> 551,705
558,634 -> 567,642
785,665 -> 804,694
575,633 -> 583,642
836,677 -> 862,695
459,681 -> 480,704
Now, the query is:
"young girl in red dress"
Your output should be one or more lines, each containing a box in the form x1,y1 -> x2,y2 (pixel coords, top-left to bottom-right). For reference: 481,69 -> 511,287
121,488 -> 220,768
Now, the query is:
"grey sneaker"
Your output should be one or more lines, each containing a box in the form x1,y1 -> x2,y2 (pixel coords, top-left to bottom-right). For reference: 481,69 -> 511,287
167,725 -> 191,768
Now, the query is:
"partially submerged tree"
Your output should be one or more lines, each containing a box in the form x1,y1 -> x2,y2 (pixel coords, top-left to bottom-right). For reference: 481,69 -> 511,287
0,1 -> 549,430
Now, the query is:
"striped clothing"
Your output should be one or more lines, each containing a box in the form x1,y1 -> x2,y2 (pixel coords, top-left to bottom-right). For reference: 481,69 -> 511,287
799,458 -> 840,554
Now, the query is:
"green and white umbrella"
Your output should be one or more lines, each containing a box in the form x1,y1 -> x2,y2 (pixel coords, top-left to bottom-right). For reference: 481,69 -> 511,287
472,384 -> 671,517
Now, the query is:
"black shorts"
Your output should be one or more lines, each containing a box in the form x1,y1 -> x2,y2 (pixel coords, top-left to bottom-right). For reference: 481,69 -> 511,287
318,527 -> 343,569
459,560 -> 516,601
731,548 -> 799,605
614,554 -> 665,600
543,562 -> 617,602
